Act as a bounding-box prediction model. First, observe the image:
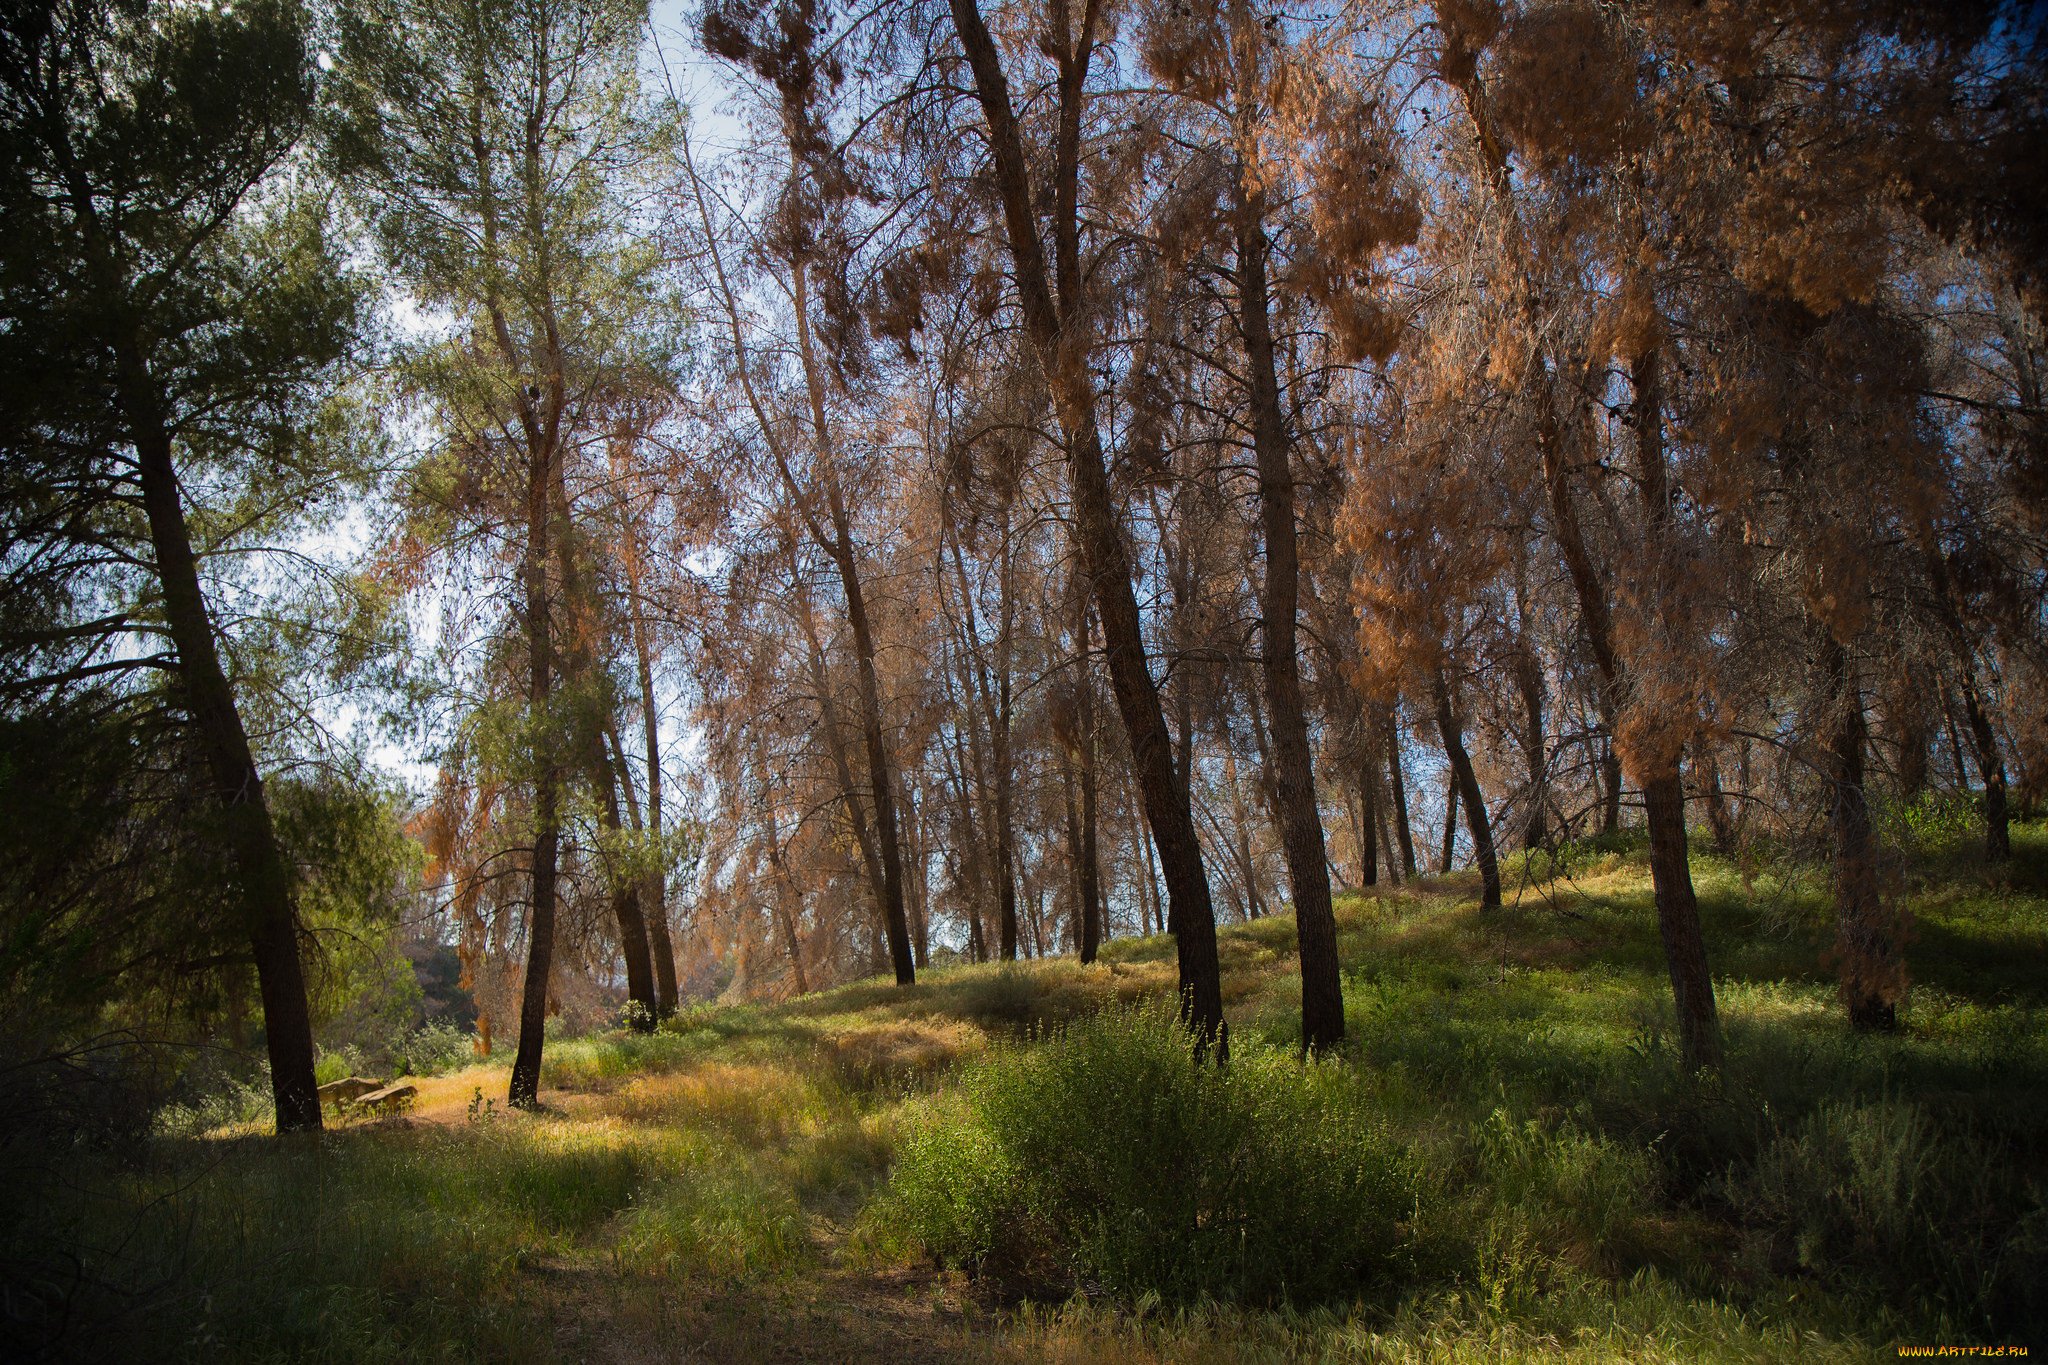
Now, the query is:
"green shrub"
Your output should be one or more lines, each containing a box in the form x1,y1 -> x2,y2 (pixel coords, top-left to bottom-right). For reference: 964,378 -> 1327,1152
1879,789 -> 1983,856
616,1159 -> 809,1279
881,1006 -> 1417,1307
1725,1098 -> 2048,1336
394,1018 -> 474,1076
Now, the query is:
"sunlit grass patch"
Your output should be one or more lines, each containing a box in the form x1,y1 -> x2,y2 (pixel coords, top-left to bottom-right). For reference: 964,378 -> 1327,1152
609,1061 -> 831,1147
615,1151 -> 811,1280
541,1027 -> 712,1087
810,1017 -> 982,1096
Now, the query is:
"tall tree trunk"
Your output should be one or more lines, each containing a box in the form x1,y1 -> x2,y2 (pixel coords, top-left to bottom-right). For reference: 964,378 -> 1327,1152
1512,641 -> 1549,850
791,266 -> 915,985
1820,638 -> 1904,1030
1236,181 -> 1344,1051
1449,48 -> 1717,1066
945,512 -> 1019,961
1641,770 -> 1720,1068
684,132 -> 914,983
948,0 -> 1223,1047
1439,768 -> 1459,874
613,484 -> 678,1018
1360,734 -> 1380,887
1696,740 -> 1740,856
790,559 -> 888,917
1132,791 -> 1160,936
131,407 -> 320,1134
510,418 -> 559,1110
1387,710 -> 1418,878
1072,588 -> 1104,963
1596,695 -> 1624,836
1921,544 -> 2011,861
597,753 -> 657,1030
943,706 -> 992,964
1433,670 -> 1502,908
759,777 -> 810,997
906,802 -> 931,969
1628,347 -> 1722,1072
1375,771 -> 1403,887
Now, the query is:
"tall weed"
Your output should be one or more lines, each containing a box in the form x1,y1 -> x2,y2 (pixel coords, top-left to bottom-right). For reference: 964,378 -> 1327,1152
882,1006 -> 1417,1307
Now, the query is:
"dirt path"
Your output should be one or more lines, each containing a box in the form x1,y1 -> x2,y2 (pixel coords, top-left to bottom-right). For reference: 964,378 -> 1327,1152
521,1219 -> 1005,1363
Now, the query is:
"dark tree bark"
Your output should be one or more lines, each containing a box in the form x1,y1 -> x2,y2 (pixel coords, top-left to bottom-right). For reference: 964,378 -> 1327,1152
1511,639 -> 1549,850
1820,638 -> 1904,1030
131,405 -> 321,1133
791,267 -> 915,985
1627,348 -> 1723,1072
1696,741 -> 1740,856
944,512 -> 1019,961
947,0 -> 1223,1048
1387,710 -> 1418,879
1888,668 -> 1932,801
1433,670 -> 1503,908
509,403 -> 561,1111
1446,47 -> 1719,1068
1360,737 -> 1380,887
759,775 -> 811,997
617,527 -> 679,1017
1921,544 -> 2011,861
597,753 -> 657,1031
1072,588 -> 1104,963
1235,180 -> 1344,1050
1440,770 -> 1459,874
1598,725 -> 1624,836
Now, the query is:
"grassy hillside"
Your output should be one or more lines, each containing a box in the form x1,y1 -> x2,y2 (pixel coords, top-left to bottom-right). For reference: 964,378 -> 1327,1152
32,829 -> 2048,1362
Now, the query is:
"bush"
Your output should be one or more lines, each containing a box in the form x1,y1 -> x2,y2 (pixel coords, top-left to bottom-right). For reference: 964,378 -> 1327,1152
393,1018 -> 474,1076
1878,789 -> 1983,856
881,1006 -> 1417,1307
1725,1098 -> 2048,1336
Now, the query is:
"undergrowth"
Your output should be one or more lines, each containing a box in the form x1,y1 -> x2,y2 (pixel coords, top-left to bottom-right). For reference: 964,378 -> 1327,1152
14,823 -> 2045,1361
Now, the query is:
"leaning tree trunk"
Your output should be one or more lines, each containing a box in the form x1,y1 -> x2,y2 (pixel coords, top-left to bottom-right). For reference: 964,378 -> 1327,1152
949,0 -> 1223,1047
1449,51 -> 1718,1067
1630,348 -> 1723,1070
132,403 -> 321,1134
1237,182 -> 1344,1051
1820,637 -> 1905,1030
1433,670 -> 1503,908
791,266 -> 915,986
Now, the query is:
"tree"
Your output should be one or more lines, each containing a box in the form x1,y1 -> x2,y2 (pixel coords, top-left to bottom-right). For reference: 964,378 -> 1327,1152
333,0 -> 670,1104
941,0 -> 1226,1047
1,0 -> 366,1133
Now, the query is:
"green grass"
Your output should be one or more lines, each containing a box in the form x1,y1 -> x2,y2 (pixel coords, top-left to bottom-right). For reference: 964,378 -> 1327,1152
21,823 -> 2048,1361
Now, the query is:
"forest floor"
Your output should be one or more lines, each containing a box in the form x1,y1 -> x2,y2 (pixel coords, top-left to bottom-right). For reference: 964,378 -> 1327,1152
45,826 -> 2048,1362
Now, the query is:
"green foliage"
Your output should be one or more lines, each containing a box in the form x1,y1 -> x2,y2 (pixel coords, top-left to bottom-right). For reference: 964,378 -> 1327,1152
1725,1098 -> 2048,1335
615,1157 -> 810,1279
314,1018 -> 475,1087
883,1006 -> 1418,1307
1879,789 -> 1985,856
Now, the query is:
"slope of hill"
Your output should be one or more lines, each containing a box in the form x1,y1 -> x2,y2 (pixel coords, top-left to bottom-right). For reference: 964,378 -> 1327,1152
32,830 -> 2048,1362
